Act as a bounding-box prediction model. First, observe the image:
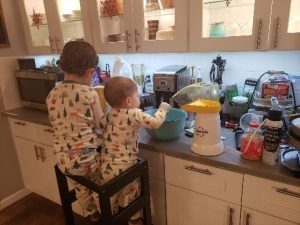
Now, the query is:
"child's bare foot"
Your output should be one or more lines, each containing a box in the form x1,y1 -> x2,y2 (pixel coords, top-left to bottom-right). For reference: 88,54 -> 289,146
128,217 -> 144,225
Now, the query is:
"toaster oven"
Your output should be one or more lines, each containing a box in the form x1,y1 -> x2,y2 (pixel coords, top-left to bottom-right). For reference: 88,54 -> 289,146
15,70 -> 63,110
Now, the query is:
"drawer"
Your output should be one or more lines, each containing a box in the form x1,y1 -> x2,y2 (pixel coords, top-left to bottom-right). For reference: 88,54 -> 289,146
9,118 -> 39,142
165,155 -> 243,204
37,124 -> 54,147
243,175 -> 300,223
138,149 -> 164,180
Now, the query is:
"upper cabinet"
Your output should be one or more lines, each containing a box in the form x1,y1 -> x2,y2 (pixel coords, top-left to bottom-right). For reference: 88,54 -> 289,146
189,0 -> 300,52
269,0 -> 300,50
89,0 -> 188,53
19,0 -> 93,55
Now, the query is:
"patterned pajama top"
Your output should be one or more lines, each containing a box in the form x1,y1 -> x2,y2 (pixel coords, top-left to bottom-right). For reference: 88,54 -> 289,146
46,82 -> 106,153
102,106 -> 169,166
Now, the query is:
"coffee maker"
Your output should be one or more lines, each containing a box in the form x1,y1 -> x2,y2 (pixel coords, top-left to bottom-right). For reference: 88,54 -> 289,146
153,65 -> 190,108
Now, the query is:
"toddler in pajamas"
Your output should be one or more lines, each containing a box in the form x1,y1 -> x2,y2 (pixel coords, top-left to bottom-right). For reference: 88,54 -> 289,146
46,41 -> 105,221
100,76 -> 170,225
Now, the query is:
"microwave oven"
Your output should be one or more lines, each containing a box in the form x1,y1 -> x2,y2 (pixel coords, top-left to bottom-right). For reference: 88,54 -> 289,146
15,70 -> 63,110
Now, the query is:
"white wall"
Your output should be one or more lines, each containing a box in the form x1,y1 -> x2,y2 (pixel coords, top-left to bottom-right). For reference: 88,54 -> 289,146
0,0 -> 27,57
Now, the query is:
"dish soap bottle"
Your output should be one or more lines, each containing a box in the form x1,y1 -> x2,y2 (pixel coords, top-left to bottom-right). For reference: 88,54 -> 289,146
262,97 -> 283,166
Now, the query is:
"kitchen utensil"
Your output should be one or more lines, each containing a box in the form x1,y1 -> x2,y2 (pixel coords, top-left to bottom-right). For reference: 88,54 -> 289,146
181,99 -> 224,156
145,108 -> 187,141
281,148 -> 300,177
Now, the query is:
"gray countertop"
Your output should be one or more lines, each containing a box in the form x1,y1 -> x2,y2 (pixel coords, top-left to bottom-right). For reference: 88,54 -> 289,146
3,107 -> 300,186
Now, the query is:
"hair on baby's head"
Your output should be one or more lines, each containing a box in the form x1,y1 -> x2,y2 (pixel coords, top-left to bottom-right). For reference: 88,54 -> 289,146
104,76 -> 137,107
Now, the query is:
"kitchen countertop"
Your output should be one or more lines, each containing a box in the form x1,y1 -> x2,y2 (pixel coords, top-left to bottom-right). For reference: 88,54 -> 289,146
3,107 -> 300,186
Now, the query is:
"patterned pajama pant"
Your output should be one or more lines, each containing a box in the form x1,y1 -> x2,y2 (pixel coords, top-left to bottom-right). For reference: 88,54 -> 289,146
56,148 -> 100,215
96,162 -> 142,220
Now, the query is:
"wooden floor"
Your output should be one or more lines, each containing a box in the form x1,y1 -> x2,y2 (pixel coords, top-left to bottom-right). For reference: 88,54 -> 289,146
0,193 -> 94,225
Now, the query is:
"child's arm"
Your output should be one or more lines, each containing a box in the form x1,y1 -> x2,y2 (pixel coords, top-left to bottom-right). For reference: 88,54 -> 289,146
134,102 -> 171,129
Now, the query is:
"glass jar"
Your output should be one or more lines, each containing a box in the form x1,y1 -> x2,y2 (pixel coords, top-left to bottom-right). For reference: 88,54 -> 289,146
232,96 -> 248,121
240,121 -> 264,160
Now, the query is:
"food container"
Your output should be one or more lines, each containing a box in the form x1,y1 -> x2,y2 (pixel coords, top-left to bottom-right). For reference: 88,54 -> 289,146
262,82 -> 289,99
232,96 -> 248,120
145,108 -> 187,141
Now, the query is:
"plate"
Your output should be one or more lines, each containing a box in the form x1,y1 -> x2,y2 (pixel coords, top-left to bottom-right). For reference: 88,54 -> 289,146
281,149 -> 300,175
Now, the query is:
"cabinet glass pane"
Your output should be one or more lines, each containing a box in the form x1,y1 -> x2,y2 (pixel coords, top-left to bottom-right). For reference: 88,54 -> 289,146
23,0 -> 50,47
288,0 -> 300,33
144,0 -> 175,41
97,0 -> 125,43
202,0 -> 255,38
56,0 -> 85,43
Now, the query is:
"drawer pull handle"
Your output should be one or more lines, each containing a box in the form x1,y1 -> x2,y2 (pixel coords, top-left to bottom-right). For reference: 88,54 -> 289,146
228,207 -> 234,225
40,148 -> 46,162
44,128 -> 54,133
256,18 -> 263,49
14,121 -> 26,126
245,213 -> 251,225
34,145 -> 41,161
184,165 -> 212,175
274,187 -> 300,198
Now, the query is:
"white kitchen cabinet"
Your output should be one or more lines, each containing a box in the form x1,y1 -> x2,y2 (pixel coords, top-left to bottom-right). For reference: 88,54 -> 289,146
241,207 -> 298,225
139,149 -> 166,225
19,0 -> 93,55
89,0 -> 187,53
164,155 -> 243,225
166,184 -> 240,225
14,137 -> 53,201
243,175 -> 300,224
189,0 -> 300,51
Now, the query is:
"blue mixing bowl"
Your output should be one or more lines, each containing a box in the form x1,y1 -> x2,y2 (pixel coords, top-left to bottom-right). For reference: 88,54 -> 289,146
145,108 -> 187,141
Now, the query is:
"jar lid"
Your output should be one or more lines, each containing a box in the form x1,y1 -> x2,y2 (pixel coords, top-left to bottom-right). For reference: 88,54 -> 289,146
232,96 -> 248,103
181,99 -> 221,113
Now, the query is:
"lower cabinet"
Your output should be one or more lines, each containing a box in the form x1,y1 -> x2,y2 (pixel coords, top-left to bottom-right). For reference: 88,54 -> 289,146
241,207 -> 298,225
14,137 -> 54,201
166,184 -> 240,225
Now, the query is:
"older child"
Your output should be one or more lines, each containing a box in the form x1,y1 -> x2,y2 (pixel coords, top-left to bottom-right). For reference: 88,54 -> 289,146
46,41 -> 105,221
101,76 -> 170,225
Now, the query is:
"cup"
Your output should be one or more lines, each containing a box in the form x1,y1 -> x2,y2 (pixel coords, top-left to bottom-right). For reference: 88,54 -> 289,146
147,20 -> 159,40
92,86 -> 106,109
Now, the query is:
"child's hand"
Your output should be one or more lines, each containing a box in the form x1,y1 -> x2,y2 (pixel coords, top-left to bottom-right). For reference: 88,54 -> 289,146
159,102 -> 171,112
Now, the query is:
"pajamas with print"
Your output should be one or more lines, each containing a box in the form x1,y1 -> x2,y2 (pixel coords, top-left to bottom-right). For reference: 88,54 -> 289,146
46,82 -> 106,215
98,103 -> 170,219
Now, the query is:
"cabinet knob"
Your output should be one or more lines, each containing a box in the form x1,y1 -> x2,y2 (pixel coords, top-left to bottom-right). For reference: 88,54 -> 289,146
49,37 -> 56,53
184,165 -> 213,175
14,121 -> 26,126
135,29 -> 140,52
273,17 -> 280,48
256,18 -> 263,49
125,30 -> 132,52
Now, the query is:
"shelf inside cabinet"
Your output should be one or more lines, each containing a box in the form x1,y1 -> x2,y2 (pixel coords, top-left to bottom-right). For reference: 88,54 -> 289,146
144,8 -> 175,17
203,0 -> 254,9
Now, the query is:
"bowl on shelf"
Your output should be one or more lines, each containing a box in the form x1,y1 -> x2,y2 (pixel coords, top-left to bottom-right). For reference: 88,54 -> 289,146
144,108 -> 187,141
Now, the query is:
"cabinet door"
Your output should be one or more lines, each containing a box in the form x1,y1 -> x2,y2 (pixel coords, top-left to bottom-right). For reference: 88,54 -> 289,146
189,0 -> 272,51
241,207 -> 298,225
14,137 -> 50,199
166,184 -> 240,225
132,0 -> 188,52
269,0 -> 300,50
19,0 -> 52,55
149,178 -> 167,225
44,0 -> 93,54
89,0 -> 132,53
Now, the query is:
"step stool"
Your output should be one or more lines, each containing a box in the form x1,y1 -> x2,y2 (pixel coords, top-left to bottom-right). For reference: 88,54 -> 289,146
54,158 -> 152,225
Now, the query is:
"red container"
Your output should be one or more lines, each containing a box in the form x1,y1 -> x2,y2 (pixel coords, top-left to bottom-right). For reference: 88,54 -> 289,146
240,122 -> 264,160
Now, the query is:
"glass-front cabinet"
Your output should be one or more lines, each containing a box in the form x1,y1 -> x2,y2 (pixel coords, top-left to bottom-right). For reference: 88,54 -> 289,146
189,0 -> 273,51
269,0 -> 300,50
90,0 -> 187,53
189,0 -> 300,51
19,0 -> 92,55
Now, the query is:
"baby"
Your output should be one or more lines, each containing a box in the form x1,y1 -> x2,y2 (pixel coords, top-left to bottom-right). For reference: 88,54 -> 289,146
100,76 -> 170,225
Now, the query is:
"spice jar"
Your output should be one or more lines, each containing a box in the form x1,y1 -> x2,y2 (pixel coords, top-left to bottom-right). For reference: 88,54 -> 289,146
240,121 -> 264,160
